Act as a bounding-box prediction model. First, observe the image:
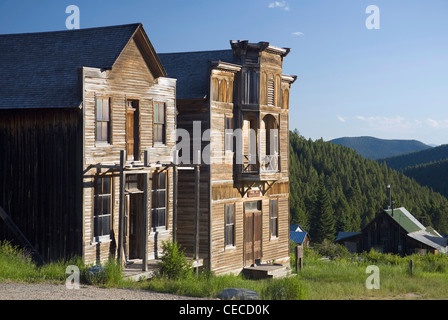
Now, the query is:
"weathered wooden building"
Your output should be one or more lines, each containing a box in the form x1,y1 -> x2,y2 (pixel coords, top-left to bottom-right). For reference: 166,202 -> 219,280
0,24 -> 177,266
336,207 -> 448,255
159,41 -> 297,275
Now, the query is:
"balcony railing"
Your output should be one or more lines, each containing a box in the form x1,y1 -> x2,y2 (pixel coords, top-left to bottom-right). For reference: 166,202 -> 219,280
261,154 -> 279,172
242,154 -> 279,174
242,154 -> 258,173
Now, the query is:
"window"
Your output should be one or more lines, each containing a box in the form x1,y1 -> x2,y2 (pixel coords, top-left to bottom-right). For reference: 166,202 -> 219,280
245,200 -> 261,212
93,175 -> 112,240
244,70 -> 259,104
151,171 -> 167,229
96,97 -> 110,143
219,80 -> 227,102
270,199 -> 278,238
154,102 -> 166,144
225,204 -> 235,247
267,79 -> 274,106
224,115 -> 234,152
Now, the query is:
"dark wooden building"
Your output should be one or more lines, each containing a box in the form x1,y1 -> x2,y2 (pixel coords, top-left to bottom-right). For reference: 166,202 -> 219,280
159,41 -> 297,275
336,207 -> 447,255
0,24 -> 177,265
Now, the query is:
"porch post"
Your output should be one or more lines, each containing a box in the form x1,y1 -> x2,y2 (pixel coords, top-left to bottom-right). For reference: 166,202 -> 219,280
172,150 -> 178,243
194,151 -> 200,263
142,170 -> 148,271
118,150 -> 125,265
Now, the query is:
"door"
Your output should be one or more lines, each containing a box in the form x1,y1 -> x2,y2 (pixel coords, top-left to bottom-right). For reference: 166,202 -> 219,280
126,193 -> 144,260
126,100 -> 139,161
244,201 -> 262,266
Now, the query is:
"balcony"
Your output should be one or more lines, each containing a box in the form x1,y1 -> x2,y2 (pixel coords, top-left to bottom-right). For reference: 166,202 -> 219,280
238,154 -> 280,182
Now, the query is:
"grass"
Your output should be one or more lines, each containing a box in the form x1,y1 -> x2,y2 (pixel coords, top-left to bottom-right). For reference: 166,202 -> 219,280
2,239 -> 448,300
296,245 -> 448,299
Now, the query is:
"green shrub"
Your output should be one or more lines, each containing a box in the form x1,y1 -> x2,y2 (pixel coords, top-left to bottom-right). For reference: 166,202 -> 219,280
261,276 -> 306,300
158,240 -> 193,280
313,239 -> 352,259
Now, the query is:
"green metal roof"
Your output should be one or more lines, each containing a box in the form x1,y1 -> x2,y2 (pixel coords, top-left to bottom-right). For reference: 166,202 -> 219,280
384,207 -> 426,234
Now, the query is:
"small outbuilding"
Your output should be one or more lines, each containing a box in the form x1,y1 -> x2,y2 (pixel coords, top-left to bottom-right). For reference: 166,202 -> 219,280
336,207 -> 448,255
290,224 -> 310,247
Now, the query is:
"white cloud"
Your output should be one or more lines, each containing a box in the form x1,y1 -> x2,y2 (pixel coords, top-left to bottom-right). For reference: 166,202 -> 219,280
268,1 -> 290,11
291,31 -> 303,36
336,115 -> 346,123
426,118 -> 448,128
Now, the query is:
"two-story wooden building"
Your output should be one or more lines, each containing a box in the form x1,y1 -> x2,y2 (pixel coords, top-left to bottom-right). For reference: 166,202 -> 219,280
159,41 -> 296,275
0,24 -> 177,266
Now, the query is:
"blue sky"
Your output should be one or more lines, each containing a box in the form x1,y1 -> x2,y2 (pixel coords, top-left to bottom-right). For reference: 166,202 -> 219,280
1,0 -> 447,145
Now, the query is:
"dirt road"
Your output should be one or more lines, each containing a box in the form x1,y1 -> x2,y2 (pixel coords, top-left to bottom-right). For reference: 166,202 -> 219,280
0,282 -> 206,300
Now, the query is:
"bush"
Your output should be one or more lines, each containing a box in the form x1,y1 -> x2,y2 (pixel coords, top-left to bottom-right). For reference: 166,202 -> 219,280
261,276 -> 306,300
158,240 -> 193,280
313,239 -> 352,259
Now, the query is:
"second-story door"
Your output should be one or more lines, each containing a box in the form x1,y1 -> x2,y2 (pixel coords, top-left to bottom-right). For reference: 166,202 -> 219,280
126,100 -> 139,161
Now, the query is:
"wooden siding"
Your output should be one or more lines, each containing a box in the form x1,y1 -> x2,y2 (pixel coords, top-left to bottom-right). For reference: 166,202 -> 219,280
82,37 -> 177,265
0,109 -> 83,262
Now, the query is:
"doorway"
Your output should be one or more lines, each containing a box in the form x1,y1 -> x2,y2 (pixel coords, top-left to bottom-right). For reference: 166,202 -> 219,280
125,174 -> 145,260
126,100 -> 139,161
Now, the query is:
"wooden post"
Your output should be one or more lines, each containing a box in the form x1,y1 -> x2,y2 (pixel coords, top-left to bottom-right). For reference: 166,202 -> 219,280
117,150 -> 125,265
194,151 -> 200,269
172,150 -> 178,243
295,245 -> 303,272
142,171 -> 148,271
0,206 -> 44,266
409,259 -> 414,276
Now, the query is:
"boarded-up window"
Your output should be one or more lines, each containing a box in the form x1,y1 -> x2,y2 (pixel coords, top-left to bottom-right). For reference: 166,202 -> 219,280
270,199 -> 278,238
219,80 -> 227,102
225,203 -> 235,247
152,171 -> 167,228
274,75 -> 281,106
212,78 -> 219,101
154,102 -> 166,144
94,175 -> 112,240
282,89 -> 289,109
96,97 -> 110,143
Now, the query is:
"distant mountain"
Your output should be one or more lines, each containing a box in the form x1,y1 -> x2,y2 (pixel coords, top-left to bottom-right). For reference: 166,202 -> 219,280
377,144 -> 448,170
330,136 -> 432,160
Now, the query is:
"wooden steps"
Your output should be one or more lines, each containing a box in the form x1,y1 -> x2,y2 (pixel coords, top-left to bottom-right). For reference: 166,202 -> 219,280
242,264 -> 291,280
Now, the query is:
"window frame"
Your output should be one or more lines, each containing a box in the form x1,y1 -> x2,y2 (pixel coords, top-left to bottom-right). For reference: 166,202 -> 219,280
224,114 -> 234,153
95,97 -> 111,144
153,101 -> 166,145
225,203 -> 235,248
151,171 -> 168,230
93,175 -> 113,242
270,199 -> 279,239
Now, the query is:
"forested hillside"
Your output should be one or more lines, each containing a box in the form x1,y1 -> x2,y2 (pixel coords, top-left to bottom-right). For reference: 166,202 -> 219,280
331,136 -> 431,160
289,130 -> 448,241
378,144 -> 448,170
402,160 -> 448,199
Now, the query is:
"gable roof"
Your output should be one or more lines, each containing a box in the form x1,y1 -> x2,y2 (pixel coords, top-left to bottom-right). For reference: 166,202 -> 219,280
384,207 -> 426,234
290,224 -> 309,243
158,49 -> 234,100
0,23 -> 164,110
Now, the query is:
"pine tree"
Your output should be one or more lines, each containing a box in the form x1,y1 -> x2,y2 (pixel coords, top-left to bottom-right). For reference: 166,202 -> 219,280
310,180 -> 335,243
